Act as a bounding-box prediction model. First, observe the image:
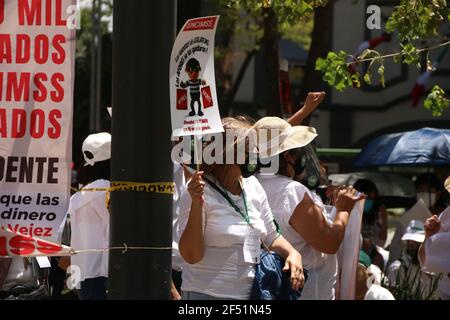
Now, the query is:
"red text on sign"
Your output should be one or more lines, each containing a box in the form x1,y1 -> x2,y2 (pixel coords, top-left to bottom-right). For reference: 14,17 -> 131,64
18,0 -> 67,26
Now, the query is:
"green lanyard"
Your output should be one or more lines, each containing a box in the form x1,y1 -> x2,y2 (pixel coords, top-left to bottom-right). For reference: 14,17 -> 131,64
203,177 -> 252,226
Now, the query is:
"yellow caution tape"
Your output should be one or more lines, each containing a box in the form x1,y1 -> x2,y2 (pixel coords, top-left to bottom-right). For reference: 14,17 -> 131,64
72,181 -> 174,194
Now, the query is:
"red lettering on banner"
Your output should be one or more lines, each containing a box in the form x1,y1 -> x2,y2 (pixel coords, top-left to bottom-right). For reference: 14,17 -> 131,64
9,234 -> 35,255
0,233 -> 62,256
33,72 -> 47,102
0,34 -> 66,65
50,73 -> 64,102
0,0 -> 4,24
12,109 -> 27,138
37,238 -> 61,254
35,34 -> 49,64
0,72 -> 65,103
16,34 -> 31,64
48,109 -> 61,139
18,0 -> 67,26
183,17 -> 217,31
0,108 -> 63,139
0,108 -> 6,137
52,35 -> 66,64
55,0 -> 66,26
45,0 -> 52,26
30,109 -> 45,138
0,34 -> 12,63
18,0 -> 42,26
6,72 -> 30,102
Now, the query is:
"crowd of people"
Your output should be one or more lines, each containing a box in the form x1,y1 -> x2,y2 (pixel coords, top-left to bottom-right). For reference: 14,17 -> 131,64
1,93 -> 449,300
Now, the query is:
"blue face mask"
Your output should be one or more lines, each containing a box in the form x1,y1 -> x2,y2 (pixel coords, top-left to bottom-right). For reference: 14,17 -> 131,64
364,199 -> 374,213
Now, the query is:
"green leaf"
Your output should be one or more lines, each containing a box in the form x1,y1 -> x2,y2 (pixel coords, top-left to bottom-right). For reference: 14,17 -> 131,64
351,73 -> 361,88
424,85 -> 449,117
364,73 -> 371,85
378,65 -> 385,87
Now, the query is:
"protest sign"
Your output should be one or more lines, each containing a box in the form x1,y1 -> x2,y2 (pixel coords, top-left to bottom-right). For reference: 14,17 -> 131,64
0,226 -> 73,257
327,200 -> 365,300
338,200 -> 364,300
169,15 -> 223,136
0,0 -> 76,242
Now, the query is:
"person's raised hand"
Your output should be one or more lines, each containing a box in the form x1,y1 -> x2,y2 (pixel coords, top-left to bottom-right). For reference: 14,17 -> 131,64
187,171 -> 205,205
303,91 -> 326,112
424,215 -> 441,238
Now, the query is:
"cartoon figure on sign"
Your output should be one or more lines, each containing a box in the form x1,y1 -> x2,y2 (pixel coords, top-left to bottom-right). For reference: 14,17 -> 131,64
181,58 -> 206,117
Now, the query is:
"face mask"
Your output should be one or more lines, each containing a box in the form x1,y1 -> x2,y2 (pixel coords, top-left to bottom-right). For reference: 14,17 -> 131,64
239,162 -> 259,178
416,192 -> 436,208
364,199 -> 374,213
288,153 -> 306,176
239,153 -> 260,178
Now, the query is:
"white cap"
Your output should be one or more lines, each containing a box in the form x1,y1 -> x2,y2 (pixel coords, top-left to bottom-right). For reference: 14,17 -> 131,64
82,132 -> 111,166
401,219 -> 425,243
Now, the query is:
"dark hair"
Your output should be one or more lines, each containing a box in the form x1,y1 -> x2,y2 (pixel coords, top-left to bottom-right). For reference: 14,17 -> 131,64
354,179 -> 378,196
186,58 -> 201,72
354,179 -> 380,226
76,160 -> 111,186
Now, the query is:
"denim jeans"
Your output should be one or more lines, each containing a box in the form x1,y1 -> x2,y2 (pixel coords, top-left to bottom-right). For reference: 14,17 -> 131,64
78,277 -> 107,300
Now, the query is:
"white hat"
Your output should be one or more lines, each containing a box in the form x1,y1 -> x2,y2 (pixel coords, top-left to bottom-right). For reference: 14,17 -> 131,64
82,132 -> 111,166
401,219 -> 425,243
253,117 -> 317,157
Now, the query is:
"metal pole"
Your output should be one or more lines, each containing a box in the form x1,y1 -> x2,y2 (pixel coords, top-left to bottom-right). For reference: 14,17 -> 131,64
95,0 -> 102,131
89,0 -> 97,132
109,0 -> 176,299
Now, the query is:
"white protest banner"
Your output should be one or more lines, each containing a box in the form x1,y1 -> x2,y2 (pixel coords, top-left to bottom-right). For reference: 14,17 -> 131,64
339,200 -> 364,300
328,200 -> 364,300
169,15 -> 223,137
0,0 -> 76,242
0,227 -> 73,257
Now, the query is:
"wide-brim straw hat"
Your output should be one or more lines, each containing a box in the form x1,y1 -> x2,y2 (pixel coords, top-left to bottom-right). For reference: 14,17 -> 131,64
445,175 -> 450,193
253,117 -> 317,157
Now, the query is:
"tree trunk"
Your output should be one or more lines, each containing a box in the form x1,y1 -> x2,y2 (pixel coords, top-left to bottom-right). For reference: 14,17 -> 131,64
262,6 -> 281,117
298,2 -> 334,117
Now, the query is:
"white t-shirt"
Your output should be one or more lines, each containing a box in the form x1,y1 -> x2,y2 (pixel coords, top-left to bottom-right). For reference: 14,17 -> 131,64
364,284 -> 395,300
69,179 -> 110,282
172,163 -> 187,272
419,206 -> 450,299
257,174 -> 338,300
179,175 -> 279,300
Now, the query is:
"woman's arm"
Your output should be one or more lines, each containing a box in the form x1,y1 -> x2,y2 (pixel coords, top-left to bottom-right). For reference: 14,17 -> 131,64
179,171 -> 205,264
419,215 -> 441,267
287,92 -> 325,126
269,235 -> 305,290
289,187 -> 364,254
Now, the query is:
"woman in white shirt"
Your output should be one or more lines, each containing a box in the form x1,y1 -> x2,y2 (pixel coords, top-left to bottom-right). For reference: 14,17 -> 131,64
254,117 -> 365,300
179,118 -> 305,300
419,205 -> 450,300
69,132 -> 111,300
